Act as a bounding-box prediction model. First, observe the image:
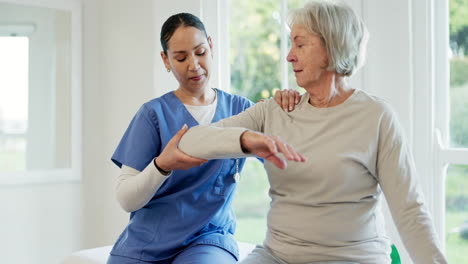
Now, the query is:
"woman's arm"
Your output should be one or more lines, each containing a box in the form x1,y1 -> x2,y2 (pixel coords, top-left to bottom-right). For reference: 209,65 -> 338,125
179,101 -> 305,168
178,101 -> 268,159
116,125 -> 207,212
377,108 -> 447,264
116,164 -> 169,213
154,124 -> 207,172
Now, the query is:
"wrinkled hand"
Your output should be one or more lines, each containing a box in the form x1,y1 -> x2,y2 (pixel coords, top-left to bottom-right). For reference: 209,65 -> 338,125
240,131 -> 306,169
155,124 -> 208,171
274,89 -> 301,112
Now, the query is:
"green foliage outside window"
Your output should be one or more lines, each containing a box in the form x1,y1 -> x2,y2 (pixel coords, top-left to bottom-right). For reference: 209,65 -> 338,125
230,0 -> 305,244
450,58 -> 468,87
448,1 -> 468,263
449,0 -> 468,148
230,0 -> 305,103
446,165 -> 468,264
450,0 -> 468,55
450,82 -> 468,147
230,1 -> 280,244
230,0 -> 281,103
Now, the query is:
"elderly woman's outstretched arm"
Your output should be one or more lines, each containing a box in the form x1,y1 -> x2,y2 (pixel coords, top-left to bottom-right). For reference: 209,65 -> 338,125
178,100 -> 306,169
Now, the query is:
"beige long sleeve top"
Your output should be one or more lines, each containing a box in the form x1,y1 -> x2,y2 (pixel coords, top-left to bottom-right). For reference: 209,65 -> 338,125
178,90 -> 447,264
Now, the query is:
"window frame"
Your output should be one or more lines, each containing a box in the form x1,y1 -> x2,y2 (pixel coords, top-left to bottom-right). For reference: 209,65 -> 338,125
413,0 -> 468,252
0,0 -> 82,185
213,0 -> 292,93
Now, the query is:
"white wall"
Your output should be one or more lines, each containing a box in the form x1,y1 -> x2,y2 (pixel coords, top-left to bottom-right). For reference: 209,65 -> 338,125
363,0 -> 413,137
0,3 -> 81,264
0,184 -> 82,264
80,0 -> 106,249
81,0 -> 156,248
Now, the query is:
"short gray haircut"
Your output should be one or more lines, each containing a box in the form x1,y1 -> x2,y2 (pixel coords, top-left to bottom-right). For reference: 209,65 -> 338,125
288,0 -> 369,76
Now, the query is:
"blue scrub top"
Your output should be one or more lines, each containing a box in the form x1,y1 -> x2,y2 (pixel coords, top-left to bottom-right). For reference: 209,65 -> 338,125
110,89 -> 254,262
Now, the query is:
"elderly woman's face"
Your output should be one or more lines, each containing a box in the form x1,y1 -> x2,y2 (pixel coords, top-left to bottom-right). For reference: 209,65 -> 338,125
287,24 -> 329,88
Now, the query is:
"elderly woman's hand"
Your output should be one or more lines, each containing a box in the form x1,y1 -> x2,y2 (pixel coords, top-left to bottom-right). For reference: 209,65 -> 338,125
274,89 -> 301,112
240,130 -> 306,169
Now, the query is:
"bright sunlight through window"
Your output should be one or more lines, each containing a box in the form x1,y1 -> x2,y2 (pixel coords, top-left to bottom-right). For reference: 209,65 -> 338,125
0,37 -> 29,172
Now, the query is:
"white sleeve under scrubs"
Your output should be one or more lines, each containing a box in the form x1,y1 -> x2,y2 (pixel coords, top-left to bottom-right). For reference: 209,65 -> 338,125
110,89 -> 253,262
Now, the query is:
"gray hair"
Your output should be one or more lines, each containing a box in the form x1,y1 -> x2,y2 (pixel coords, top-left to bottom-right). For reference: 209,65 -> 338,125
288,0 -> 369,76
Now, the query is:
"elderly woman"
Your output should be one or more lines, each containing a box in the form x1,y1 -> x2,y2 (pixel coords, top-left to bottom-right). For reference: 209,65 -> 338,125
177,1 -> 447,263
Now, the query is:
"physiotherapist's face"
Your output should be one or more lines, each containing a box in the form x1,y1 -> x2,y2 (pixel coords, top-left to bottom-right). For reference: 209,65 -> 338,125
162,26 -> 213,92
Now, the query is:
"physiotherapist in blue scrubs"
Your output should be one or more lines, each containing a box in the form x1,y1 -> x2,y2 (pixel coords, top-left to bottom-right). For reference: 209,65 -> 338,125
107,13 -> 299,264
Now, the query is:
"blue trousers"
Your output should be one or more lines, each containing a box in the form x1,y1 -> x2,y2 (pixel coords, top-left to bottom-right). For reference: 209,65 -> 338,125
107,244 -> 237,264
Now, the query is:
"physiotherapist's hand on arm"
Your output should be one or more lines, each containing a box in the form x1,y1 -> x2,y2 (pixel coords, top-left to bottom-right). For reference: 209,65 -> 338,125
240,130 -> 306,169
155,124 -> 208,173
274,89 -> 301,112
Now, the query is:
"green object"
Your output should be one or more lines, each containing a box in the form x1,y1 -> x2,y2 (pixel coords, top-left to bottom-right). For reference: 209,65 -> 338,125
391,244 -> 401,264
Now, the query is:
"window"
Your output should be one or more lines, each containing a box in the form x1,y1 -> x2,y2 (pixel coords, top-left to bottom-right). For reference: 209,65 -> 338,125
228,0 -> 306,244
444,0 -> 468,262
0,2 -> 81,184
0,36 -> 29,172
446,164 -> 468,262
419,0 -> 468,262
229,0 -> 281,244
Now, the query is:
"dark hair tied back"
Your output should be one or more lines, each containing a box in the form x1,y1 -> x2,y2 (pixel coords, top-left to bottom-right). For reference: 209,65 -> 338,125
160,13 -> 208,55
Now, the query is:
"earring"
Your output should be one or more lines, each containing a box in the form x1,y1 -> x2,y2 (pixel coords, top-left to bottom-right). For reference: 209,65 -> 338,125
167,68 -> 171,72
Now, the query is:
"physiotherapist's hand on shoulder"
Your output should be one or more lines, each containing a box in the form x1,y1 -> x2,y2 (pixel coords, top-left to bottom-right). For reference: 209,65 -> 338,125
155,124 -> 208,173
274,89 -> 301,112
240,131 -> 306,169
